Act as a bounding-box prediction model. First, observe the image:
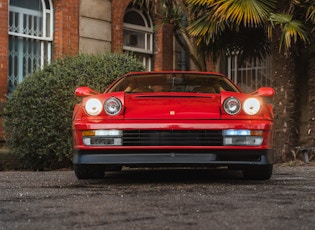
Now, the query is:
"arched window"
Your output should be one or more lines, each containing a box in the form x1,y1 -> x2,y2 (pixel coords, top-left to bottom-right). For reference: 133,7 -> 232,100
8,0 -> 53,94
123,8 -> 153,71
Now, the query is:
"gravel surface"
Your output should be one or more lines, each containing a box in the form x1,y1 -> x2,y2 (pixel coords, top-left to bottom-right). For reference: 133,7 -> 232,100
0,164 -> 315,230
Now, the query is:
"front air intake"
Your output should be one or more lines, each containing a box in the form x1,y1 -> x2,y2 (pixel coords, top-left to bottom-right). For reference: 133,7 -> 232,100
122,130 -> 223,146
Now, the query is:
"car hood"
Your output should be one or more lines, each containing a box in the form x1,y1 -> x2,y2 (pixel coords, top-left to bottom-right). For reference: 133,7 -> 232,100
124,93 -> 221,119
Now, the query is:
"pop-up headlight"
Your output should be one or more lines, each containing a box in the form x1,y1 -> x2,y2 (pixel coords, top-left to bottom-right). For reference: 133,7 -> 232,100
104,97 -> 122,116
223,97 -> 241,115
243,98 -> 261,115
85,98 -> 103,116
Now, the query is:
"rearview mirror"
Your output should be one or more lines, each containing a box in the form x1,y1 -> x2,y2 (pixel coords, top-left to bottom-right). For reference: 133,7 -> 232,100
75,87 -> 99,97
250,87 -> 275,97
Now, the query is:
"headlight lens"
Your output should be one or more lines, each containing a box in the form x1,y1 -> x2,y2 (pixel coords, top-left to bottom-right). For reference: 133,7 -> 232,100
85,98 -> 103,116
82,130 -> 123,146
223,97 -> 241,115
222,129 -> 264,146
243,98 -> 261,115
104,97 -> 122,115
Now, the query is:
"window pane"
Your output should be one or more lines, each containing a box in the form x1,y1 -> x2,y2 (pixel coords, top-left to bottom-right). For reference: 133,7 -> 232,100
8,0 -> 53,96
124,11 -> 145,26
123,8 -> 153,71
123,30 -> 145,49
44,0 -> 51,9
46,12 -> 51,37
10,0 -> 43,11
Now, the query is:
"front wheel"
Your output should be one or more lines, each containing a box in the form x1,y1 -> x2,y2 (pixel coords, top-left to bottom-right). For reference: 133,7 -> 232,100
74,164 -> 105,179
242,165 -> 273,180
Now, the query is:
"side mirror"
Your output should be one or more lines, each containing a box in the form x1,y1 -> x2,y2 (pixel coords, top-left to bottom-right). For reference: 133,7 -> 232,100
75,87 -> 99,97
250,87 -> 275,97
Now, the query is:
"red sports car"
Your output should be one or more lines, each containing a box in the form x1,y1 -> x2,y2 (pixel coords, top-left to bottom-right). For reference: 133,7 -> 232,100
72,71 -> 275,180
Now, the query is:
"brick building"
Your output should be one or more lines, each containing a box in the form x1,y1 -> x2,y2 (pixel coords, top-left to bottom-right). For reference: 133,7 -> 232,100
0,0 -> 194,99
0,0 -> 187,141
0,0 -> 273,141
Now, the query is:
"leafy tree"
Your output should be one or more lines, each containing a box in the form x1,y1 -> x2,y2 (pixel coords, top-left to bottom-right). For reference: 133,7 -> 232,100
133,0 -> 278,69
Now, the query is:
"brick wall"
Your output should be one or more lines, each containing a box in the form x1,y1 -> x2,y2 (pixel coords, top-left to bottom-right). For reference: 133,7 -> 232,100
111,0 -> 131,53
0,0 -> 8,101
0,0 -> 80,141
0,0 -> 80,99
53,0 -> 80,58
1,0 -> 176,142
0,0 -> 8,142
154,22 -> 174,70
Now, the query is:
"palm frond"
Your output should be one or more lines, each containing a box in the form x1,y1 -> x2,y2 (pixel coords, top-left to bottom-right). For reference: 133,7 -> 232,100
306,4 -> 315,22
269,13 -> 310,51
187,13 -> 223,37
283,20 -> 309,47
185,0 -> 216,6
212,0 -> 277,26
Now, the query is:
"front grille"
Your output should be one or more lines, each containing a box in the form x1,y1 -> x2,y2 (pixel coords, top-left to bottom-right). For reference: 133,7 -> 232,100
123,130 -> 223,146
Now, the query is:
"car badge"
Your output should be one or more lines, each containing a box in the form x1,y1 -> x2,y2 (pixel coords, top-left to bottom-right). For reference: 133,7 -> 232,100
170,111 -> 175,115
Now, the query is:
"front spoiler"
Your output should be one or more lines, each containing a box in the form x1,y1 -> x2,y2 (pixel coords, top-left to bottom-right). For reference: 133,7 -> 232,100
73,149 -> 273,166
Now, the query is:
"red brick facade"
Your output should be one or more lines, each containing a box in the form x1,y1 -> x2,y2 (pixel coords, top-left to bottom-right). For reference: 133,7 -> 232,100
111,0 -> 131,53
1,0 -> 175,101
0,0 -> 80,141
0,0 -> 8,141
53,0 -> 79,59
154,21 -> 174,70
0,0 -> 8,101
0,0 -> 80,100
0,0 -> 174,141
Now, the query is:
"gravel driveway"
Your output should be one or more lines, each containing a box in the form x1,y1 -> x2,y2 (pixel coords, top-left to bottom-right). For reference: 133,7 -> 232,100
0,164 -> 315,230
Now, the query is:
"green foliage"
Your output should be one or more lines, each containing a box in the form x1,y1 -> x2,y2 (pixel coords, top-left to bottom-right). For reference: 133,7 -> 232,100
3,52 -> 144,170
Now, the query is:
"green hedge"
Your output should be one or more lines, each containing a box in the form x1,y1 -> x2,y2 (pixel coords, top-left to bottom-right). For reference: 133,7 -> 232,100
4,53 -> 144,170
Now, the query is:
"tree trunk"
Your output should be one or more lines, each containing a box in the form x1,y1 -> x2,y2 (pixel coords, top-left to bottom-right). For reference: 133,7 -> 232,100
271,30 -> 299,162
306,56 -> 315,147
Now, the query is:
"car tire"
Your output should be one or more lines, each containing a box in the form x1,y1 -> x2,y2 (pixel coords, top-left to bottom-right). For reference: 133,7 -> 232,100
74,164 -> 105,179
242,164 -> 273,180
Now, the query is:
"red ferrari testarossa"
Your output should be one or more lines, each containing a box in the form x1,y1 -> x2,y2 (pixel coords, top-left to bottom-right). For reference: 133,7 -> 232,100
72,71 -> 275,180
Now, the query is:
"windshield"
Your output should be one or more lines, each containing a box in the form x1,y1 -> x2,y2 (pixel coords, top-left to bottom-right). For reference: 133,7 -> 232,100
108,73 -> 240,93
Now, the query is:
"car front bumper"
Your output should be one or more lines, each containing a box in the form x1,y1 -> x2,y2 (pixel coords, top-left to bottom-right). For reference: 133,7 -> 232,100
73,148 -> 274,166
73,119 -> 274,167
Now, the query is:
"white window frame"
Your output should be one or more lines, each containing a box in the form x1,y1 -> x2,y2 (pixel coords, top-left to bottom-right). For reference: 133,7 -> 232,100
123,8 -> 153,71
8,0 -> 53,93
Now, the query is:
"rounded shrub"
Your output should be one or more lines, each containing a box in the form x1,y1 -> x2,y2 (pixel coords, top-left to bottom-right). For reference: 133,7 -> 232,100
4,52 -> 144,170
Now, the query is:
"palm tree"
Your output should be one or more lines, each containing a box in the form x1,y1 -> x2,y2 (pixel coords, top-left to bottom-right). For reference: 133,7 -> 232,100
186,0 -> 278,62
133,0 -> 278,69
133,0 -> 315,161
269,1 -> 315,160
187,0 -> 315,161
287,0 -> 315,151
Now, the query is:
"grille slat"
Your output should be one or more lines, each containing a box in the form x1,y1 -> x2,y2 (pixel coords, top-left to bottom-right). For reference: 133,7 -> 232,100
123,130 -> 223,146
